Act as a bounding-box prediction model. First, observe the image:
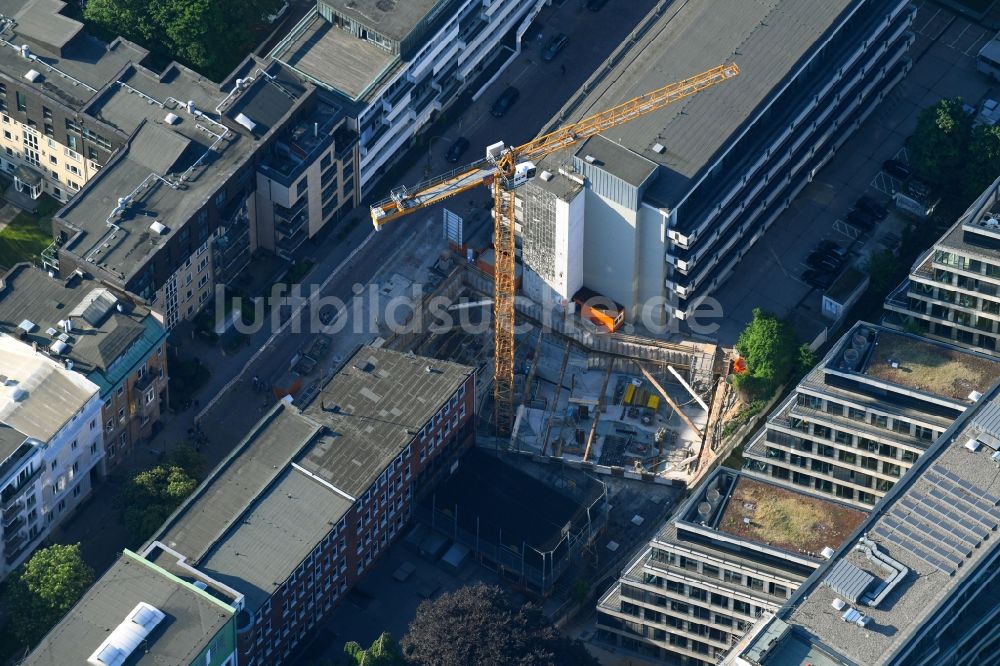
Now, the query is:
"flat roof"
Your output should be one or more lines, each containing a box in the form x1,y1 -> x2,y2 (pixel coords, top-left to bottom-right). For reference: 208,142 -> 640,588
22,550 -> 233,666
760,382 -> 1000,665
12,0 -> 82,53
299,346 -> 473,499
58,62 -> 263,282
152,346 -> 473,610
323,0 -> 445,43
717,476 -> 867,557
547,0 -> 855,208
272,11 -> 397,102
863,330 -> 1000,402
0,18 -> 145,112
0,264 -> 163,386
0,333 -> 98,442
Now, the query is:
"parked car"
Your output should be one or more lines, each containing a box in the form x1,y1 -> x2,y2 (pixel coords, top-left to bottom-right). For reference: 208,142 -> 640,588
542,33 -> 569,62
855,195 -> 888,220
587,0 -> 609,10
846,208 -> 878,232
807,251 -> 844,273
802,269 -> 835,290
491,86 -> 520,118
816,240 -> 848,258
882,159 -> 912,181
445,137 -> 470,163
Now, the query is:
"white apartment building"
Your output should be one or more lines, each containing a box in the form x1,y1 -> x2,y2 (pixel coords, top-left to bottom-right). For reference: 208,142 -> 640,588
596,468 -> 866,665
272,0 -> 547,191
521,0 -> 914,325
0,333 -> 104,579
743,322 -> 1000,509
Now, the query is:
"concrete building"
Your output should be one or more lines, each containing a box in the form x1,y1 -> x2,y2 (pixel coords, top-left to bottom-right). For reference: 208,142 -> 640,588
140,346 -> 475,665
742,322 -> 1000,509
733,377 -> 1000,666
0,263 -> 168,470
0,0 -> 139,205
521,0 -> 914,325
885,174 -> 1000,355
271,0 -> 547,191
22,548 -> 240,666
595,468 -> 866,666
0,333 -> 103,580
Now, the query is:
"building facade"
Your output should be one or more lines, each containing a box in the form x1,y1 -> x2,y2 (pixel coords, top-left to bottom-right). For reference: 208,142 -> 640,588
742,322 -> 1000,509
521,0 -> 914,326
596,469 -> 866,666
0,263 -> 168,470
22,548 -> 239,666
885,174 -> 1000,355
0,333 -> 104,579
272,0 -> 547,191
140,347 -> 475,665
734,378 -> 1000,666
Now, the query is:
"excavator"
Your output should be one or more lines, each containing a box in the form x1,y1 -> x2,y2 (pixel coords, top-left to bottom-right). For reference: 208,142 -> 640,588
370,63 -> 740,435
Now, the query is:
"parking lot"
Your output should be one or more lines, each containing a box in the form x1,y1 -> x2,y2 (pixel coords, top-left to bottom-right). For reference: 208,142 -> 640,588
710,1 -> 996,345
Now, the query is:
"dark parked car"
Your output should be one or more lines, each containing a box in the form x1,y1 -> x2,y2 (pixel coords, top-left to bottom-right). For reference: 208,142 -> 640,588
542,33 -> 568,62
882,159 -> 912,181
802,269 -> 835,290
816,240 -> 848,258
587,0 -> 609,10
445,137 -> 470,163
855,195 -> 888,220
846,208 -> 878,232
807,251 -> 844,273
491,86 -> 520,118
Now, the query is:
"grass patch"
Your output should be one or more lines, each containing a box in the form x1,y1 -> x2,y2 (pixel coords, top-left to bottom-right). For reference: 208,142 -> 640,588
0,203 -> 56,271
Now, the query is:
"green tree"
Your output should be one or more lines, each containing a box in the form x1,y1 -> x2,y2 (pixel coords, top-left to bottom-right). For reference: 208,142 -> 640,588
170,444 -> 208,479
907,97 -> 975,193
344,632 -> 406,666
6,544 -> 94,645
401,584 -> 599,666
117,465 -> 197,543
84,0 -> 284,81
865,249 -> 901,295
732,308 -> 798,400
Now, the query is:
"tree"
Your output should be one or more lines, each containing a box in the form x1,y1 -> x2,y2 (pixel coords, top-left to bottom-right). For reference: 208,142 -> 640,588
117,465 -> 197,543
344,632 -> 406,666
401,584 -> 599,666
731,308 -> 798,400
907,97 -> 975,194
6,544 -> 94,645
865,249 -> 901,295
83,0 -> 284,81
170,444 -> 208,479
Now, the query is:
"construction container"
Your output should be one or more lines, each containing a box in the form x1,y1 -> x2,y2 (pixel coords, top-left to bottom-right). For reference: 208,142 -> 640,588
572,286 -> 625,333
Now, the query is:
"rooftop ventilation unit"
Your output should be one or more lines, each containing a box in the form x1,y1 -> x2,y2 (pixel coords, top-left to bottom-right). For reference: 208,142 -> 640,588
49,339 -> 68,355
18,319 -> 36,333
821,546 -> 836,559
584,154 -> 596,163
969,390 -> 984,402
12,387 -> 27,402
164,112 -> 179,125
831,598 -> 846,611
150,221 -> 167,235
539,170 -> 554,182
186,100 -> 196,114
19,44 -> 29,59
24,69 -> 40,83
87,602 -> 166,666
234,112 -> 257,132
965,438 -> 982,453
652,142 -> 665,154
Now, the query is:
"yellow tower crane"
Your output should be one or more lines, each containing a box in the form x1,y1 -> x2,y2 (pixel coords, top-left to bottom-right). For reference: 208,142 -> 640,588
370,63 -> 740,435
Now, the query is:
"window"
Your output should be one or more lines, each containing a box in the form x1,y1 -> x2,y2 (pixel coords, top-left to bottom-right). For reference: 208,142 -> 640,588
50,460 -> 57,471
2,130 -> 10,140
90,442 -> 97,455
16,91 -> 26,112
118,407 -> 125,422
67,163 -> 81,176
145,388 -> 155,404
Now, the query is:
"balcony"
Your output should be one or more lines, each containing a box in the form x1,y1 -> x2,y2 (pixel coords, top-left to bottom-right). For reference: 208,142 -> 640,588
1,472 -> 38,511
3,515 -> 23,537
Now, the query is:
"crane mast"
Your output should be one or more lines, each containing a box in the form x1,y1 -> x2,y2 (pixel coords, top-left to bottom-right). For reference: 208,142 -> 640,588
370,63 -> 740,435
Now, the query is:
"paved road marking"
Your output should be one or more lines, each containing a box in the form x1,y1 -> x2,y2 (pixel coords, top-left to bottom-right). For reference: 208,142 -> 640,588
833,220 -> 862,241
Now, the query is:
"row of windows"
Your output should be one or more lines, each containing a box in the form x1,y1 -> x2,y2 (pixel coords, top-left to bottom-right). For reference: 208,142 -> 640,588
795,393 -> 938,443
649,550 -> 789,601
